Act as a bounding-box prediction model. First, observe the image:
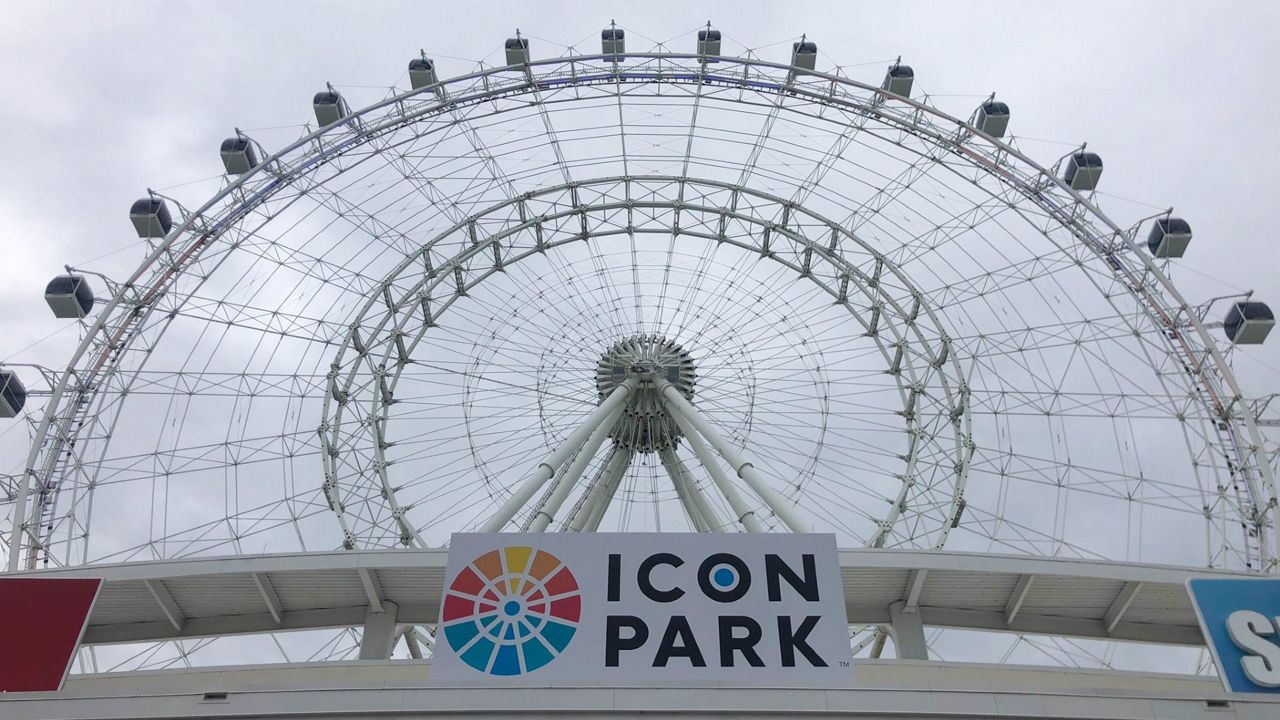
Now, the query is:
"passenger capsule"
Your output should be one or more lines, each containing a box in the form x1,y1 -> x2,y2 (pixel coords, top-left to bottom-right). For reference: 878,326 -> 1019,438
130,197 -> 173,239
602,28 -> 624,56
882,63 -> 914,97
220,136 -> 259,175
1064,152 -> 1103,192
0,370 -> 26,418
1147,217 -> 1192,258
976,101 -> 1010,138
313,91 -> 348,127
45,274 -> 94,319
505,36 -> 530,66
408,57 -> 438,90
1224,301 -> 1275,345
791,40 -> 817,71
697,28 -> 722,57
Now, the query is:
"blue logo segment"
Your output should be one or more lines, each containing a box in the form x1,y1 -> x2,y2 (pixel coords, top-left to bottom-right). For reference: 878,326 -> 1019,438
1188,578 -> 1280,693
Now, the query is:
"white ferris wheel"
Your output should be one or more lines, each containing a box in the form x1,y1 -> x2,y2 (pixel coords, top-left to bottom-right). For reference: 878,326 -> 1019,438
1,23 -> 1277,670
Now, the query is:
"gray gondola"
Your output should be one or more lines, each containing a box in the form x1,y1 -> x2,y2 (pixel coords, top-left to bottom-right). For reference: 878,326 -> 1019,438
882,64 -> 914,97
0,370 -> 25,418
505,37 -> 530,66
220,136 -> 259,175
313,91 -> 348,127
1064,152 -> 1103,192
1147,217 -> 1192,258
697,28 -> 721,57
130,197 -> 173,238
602,28 -> 624,56
791,40 -> 817,71
1224,301 -> 1275,345
976,101 -> 1010,138
408,57 -> 438,90
45,274 -> 94,319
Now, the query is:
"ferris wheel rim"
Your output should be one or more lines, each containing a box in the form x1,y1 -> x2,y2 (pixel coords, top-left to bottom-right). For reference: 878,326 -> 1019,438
9,47 -> 1273,572
318,173 -> 973,549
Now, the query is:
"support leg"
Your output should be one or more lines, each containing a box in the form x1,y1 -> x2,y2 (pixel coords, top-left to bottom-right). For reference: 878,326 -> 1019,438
665,453 -> 708,532
481,376 -> 638,532
660,446 -> 725,532
566,446 -> 625,531
583,448 -> 633,532
528,403 -> 626,531
666,406 -> 763,532
665,450 -> 706,530
400,625 -> 423,659
656,378 -> 809,533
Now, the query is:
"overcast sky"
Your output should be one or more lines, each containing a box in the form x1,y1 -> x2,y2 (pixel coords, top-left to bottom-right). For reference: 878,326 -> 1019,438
3,0 -> 1279,388
2,0 -> 1279,671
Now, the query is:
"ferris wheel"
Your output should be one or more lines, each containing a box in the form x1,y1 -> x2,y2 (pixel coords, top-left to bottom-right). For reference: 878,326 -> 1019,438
1,23 -> 1277,669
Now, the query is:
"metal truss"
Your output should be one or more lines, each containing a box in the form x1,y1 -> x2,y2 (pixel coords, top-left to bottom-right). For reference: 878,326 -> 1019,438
5,47 -> 1273,594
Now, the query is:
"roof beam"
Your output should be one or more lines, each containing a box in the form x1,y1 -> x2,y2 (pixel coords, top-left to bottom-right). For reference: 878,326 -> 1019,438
1104,581 -> 1143,634
921,605 -> 1204,646
358,567 -> 385,613
888,600 -> 929,660
143,578 -> 185,632
30,549 -> 1253,651
251,572 -> 284,625
904,569 -> 928,612
1004,574 -> 1035,626
83,606 -> 369,645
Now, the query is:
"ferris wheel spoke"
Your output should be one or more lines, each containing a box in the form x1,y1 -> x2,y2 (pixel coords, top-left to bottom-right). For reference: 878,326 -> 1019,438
363,129 -> 472,227
87,489 -> 331,564
231,230 -> 385,300
85,429 -> 320,484
867,179 -> 1020,271
847,151 -> 943,234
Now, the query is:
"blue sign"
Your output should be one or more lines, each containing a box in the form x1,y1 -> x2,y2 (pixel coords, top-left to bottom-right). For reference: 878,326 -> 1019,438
1187,578 -> 1280,693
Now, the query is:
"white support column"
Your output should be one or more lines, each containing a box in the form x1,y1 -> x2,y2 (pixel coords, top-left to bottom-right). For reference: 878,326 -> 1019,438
903,569 -> 928,612
679,454 -> 727,532
566,446 -> 626,531
665,404 -> 763,533
528,403 -> 626,532
481,376 -> 638,532
665,451 -> 708,532
868,627 -> 889,659
401,626 -> 423,659
659,446 -> 725,532
656,378 -> 809,533
583,448 -> 634,532
888,600 -> 929,660
359,600 -> 400,660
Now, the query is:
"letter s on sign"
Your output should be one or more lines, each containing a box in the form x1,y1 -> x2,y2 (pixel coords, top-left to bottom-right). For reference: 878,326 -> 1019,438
1226,610 -> 1280,688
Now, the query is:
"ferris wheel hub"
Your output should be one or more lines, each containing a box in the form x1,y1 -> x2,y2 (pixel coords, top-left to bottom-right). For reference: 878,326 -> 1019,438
596,335 -> 697,453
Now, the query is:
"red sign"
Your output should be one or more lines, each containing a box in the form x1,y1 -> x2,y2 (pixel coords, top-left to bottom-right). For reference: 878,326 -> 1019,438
0,578 -> 102,692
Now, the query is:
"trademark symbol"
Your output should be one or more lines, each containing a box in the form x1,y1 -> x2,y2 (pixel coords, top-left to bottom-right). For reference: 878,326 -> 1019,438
839,660 -> 850,668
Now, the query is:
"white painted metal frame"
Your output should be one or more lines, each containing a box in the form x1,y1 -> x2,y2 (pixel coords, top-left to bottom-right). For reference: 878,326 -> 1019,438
6,48 -> 1272,587
480,375 -> 639,532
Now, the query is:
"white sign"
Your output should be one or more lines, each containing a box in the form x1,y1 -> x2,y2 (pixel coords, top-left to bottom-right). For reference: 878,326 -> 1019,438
433,533 -> 851,685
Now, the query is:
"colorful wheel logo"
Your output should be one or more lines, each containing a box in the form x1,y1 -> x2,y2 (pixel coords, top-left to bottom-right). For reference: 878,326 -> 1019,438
441,546 -> 581,675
